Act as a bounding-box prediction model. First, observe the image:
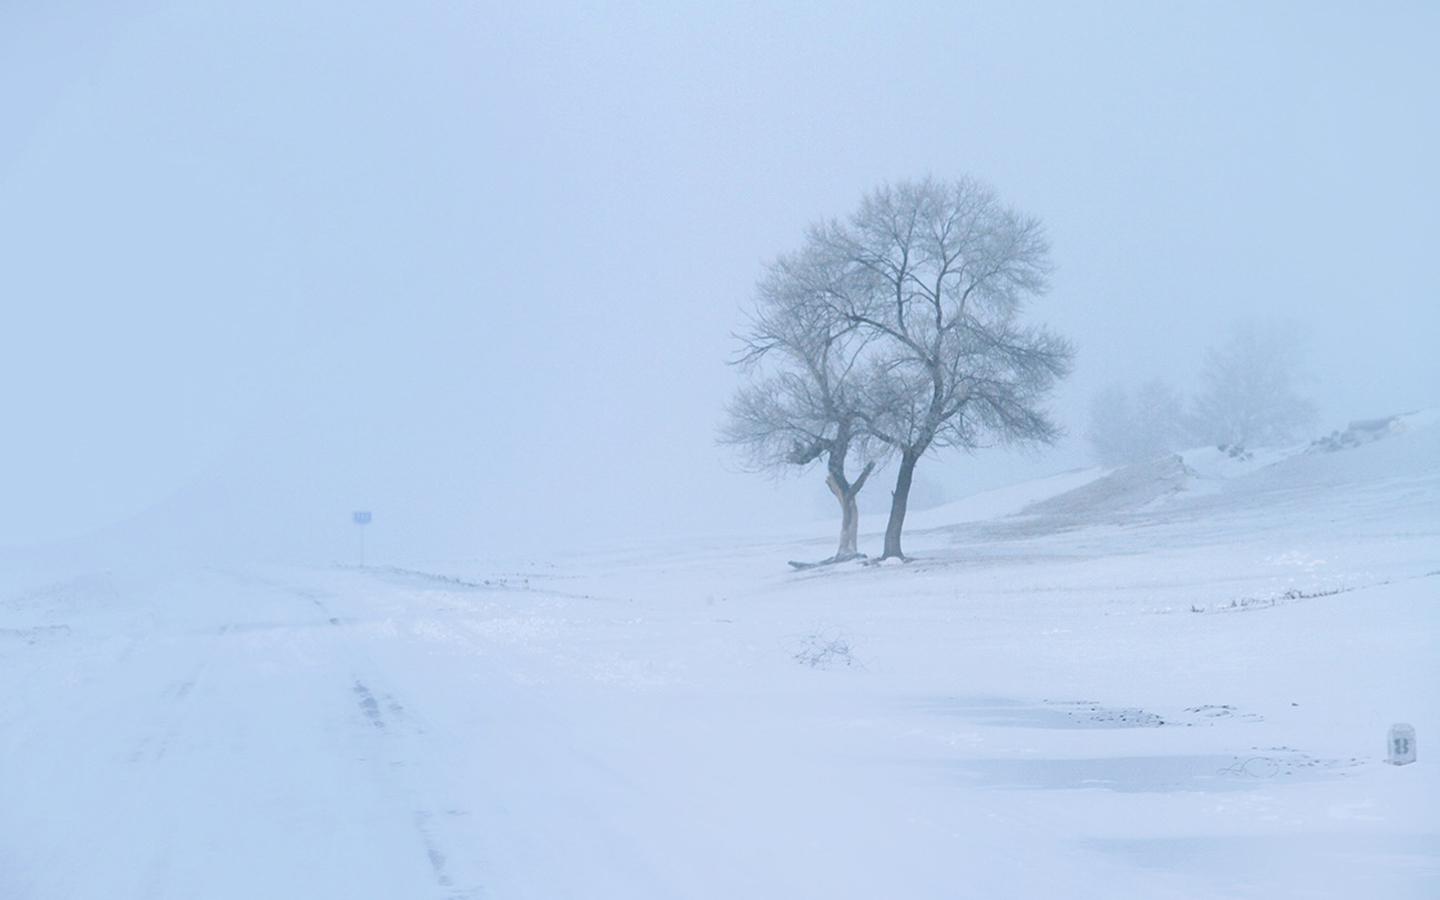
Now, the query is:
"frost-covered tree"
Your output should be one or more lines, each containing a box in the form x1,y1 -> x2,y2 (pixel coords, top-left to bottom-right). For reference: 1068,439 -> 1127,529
1191,323 -> 1315,448
817,177 -> 1072,560
1134,378 -> 1188,455
722,244 -> 883,562
1086,384 -> 1133,467
1087,379 -> 1187,465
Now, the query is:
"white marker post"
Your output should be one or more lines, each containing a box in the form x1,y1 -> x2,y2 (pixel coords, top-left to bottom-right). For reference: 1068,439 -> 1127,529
1388,723 -> 1416,766
352,510 -> 372,567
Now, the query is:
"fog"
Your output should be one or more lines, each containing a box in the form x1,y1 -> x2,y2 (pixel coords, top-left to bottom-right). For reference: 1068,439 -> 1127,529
3,1 -> 1436,561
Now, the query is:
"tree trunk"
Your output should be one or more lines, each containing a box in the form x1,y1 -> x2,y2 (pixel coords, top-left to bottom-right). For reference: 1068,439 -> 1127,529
881,449 -> 919,560
829,474 -> 860,558
826,460 -> 873,561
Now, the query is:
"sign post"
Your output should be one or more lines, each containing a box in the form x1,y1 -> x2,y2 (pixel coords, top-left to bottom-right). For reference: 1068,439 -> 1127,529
352,511 -> 372,567
1388,723 -> 1416,766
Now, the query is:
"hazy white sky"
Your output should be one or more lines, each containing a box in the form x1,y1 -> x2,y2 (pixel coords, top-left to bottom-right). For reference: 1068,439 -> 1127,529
2,1 -> 1436,557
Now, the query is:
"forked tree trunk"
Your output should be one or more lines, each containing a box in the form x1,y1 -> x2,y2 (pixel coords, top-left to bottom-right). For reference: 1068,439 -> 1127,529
828,475 -> 859,558
825,461 -> 873,561
881,449 -> 919,560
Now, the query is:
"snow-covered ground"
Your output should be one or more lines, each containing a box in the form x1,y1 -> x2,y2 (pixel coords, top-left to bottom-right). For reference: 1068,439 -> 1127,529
2,416 -> 1437,898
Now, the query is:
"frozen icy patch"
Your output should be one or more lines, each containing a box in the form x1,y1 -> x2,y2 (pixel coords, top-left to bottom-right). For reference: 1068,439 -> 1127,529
922,696 -> 1268,729
956,747 -> 1361,794
925,696 -> 1167,729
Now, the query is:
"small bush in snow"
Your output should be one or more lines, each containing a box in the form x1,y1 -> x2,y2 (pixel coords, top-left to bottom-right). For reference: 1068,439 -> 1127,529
793,631 -> 860,669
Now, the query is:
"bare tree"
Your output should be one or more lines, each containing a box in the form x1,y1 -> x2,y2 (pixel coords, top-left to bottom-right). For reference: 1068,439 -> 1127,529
816,177 -> 1072,559
1087,378 -> 1187,465
1086,384 -> 1134,466
1190,322 -> 1315,448
721,245 -> 883,562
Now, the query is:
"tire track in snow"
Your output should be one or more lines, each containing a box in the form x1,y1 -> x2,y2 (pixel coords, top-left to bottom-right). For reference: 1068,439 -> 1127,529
353,680 -> 387,729
227,569 -> 485,898
345,672 -> 483,898
125,660 -> 211,765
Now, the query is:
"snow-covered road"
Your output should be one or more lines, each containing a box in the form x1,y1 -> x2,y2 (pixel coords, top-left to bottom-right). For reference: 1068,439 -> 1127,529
0,563 -> 1127,898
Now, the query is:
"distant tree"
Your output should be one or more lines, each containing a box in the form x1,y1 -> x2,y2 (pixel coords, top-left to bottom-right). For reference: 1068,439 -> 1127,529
1133,378 -> 1188,456
1086,384 -> 1133,467
1087,378 -> 1187,465
817,177 -> 1073,560
722,244 -> 883,562
1190,322 -> 1315,448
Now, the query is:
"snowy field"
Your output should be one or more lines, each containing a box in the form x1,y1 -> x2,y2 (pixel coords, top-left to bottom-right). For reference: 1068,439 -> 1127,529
2,416 -> 1437,899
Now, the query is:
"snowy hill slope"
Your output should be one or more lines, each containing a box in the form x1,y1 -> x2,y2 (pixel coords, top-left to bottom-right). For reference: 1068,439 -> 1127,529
901,408 -> 1440,543
900,465 -> 1112,530
1019,454 -> 1192,521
